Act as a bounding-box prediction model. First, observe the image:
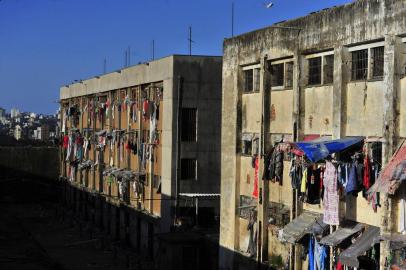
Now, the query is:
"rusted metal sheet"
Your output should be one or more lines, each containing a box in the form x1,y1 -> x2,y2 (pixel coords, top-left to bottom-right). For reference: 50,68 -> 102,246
320,222 -> 364,247
281,211 -> 327,244
339,226 -> 380,268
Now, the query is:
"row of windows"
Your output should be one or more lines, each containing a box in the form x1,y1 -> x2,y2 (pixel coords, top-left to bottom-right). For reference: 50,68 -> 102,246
243,46 -> 385,92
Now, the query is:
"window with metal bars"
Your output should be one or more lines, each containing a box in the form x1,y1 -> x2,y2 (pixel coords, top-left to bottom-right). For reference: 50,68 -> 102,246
271,63 -> 284,87
254,68 -> 260,91
244,69 -> 253,92
181,108 -> 197,142
285,62 -> 294,88
352,49 -> 368,80
323,55 -> 334,84
308,57 -> 322,85
181,159 -> 197,180
371,46 -> 384,79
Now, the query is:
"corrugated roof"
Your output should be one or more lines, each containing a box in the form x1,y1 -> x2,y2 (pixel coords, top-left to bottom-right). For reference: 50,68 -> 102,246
179,193 -> 221,198
281,212 -> 327,244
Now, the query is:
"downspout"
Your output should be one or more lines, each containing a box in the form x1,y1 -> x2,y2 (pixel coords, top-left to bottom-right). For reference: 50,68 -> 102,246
174,75 -> 184,224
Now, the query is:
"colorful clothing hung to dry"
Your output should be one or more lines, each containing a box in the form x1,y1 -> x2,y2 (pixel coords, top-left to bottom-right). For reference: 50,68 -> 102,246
363,156 -> 371,189
289,158 -> 302,190
323,161 -> 340,225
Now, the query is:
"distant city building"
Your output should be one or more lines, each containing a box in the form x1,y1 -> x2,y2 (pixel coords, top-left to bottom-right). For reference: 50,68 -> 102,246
10,108 -> 20,118
30,113 -> 37,119
37,125 -> 49,141
0,107 -> 5,119
14,125 -> 22,141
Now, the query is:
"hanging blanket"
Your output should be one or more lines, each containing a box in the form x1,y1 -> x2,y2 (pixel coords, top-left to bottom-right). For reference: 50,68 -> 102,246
323,161 -> 340,225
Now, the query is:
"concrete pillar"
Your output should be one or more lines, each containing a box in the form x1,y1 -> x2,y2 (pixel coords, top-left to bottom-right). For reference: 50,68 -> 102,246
292,50 -> 304,270
258,55 -> 270,263
219,58 -> 240,269
382,34 -> 399,164
380,34 -> 400,270
332,46 -> 349,140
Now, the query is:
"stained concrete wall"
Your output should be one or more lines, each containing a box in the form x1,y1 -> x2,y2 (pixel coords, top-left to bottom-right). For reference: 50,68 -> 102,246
221,0 -> 406,268
0,146 -> 59,180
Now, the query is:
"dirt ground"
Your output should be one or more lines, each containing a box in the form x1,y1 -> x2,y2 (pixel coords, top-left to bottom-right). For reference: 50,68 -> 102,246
0,169 -> 134,270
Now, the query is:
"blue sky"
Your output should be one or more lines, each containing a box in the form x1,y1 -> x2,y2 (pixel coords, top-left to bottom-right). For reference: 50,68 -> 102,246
0,0 -> 352,114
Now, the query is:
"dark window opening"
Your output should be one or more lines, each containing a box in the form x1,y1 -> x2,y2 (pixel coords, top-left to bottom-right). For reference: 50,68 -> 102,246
244,69 -> 253,92
271,63 -> 284,87
241,133 -> 252,156
285,62 -> 294,88
352,49 -> 368,81
323,55 -> 334,84
308,57 -> 322,85
181,108 -> 197,142
372,46 -> 384,79
181,159 -> 197,180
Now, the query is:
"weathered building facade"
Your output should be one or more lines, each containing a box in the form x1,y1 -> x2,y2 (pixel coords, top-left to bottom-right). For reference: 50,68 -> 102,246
59,55 -> 222,269
220,0 -> 406,269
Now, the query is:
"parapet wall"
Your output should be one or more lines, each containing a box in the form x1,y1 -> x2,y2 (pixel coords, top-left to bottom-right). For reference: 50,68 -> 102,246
0,146 -> 59,180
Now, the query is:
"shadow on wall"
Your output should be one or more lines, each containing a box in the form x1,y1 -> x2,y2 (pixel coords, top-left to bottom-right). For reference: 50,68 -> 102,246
218,245 -> 270,270
0,146 -> 59,180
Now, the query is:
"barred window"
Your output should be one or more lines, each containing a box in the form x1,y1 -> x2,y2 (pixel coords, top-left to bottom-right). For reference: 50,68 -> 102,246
323,55 -> 334,84
254,68 -> 261,91
181,108 -> 197,142
181,159 -> 197,180
244,70 -> 253,92
371,46 -> 384,79
285,62 -> 294,88
308,57 -> 322,85
352,49 -> 368,80
271,63 -> 284,87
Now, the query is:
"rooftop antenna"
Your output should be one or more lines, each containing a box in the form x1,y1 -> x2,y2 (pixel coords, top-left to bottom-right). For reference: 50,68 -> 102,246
231,2 -> 234,37
128,46 -> 131,66
124,50 -> 128,67
152,40 -> 155,60
103,58 -> 106,74
188,26 -> 194,56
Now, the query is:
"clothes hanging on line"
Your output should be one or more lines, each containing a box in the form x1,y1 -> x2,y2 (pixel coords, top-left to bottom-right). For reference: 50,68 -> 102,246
252,156 -> 259,199
323,161 -> 340,225
289,157 -> 302,190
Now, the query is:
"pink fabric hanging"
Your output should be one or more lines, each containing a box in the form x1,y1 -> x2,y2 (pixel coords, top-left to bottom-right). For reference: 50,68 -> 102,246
252,156 -> 259,199
323,161 -> 340,225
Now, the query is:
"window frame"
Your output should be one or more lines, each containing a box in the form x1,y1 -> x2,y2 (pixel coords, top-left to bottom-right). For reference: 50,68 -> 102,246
304,51 -> 334,87
268,58 -> 294,90
242,64 -> 261,93
348,41 -> 385,82
181,107 -> 197,142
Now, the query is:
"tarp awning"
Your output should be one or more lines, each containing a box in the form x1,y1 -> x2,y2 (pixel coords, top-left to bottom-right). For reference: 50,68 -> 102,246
320,222 -> 364,247
339,226 -> 380,268
281,212 -> 327,244
368,140 -> 406,195
294,137 -> 364,162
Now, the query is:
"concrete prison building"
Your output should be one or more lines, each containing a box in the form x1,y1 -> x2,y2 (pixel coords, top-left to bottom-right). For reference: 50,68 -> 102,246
220,0 -> 406,269
59,55 -> 222,269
